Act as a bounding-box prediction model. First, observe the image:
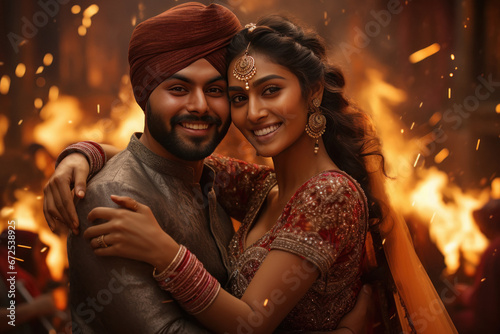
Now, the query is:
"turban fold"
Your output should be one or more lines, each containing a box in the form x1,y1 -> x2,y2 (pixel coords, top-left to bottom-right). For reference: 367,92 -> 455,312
128,2 -> 241,110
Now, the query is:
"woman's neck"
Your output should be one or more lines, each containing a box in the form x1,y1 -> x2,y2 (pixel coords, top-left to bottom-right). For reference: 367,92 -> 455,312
271,136 -> 338,202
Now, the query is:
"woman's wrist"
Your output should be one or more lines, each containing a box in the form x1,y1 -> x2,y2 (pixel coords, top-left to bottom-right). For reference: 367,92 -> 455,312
153,246 -> 220,315
56,141 -> 106,177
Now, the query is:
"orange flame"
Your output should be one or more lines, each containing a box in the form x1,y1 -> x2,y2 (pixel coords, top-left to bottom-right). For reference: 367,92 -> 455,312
356,67 -> 489,274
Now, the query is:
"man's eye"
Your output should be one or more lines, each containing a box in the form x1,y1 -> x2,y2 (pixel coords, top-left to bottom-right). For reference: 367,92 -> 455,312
169,86 -> 186,92
207,87 -> 225,95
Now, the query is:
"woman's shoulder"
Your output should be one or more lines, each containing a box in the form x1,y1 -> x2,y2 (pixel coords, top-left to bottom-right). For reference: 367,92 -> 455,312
296,170 -> 366,203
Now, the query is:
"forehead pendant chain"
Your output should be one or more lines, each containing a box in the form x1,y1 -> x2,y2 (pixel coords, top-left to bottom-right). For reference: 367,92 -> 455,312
233,43 -> 257,90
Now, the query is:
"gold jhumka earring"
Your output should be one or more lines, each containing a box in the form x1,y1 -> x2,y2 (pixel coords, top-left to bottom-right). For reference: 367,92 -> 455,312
233,24 -> 257,90
305,98 -> 326,154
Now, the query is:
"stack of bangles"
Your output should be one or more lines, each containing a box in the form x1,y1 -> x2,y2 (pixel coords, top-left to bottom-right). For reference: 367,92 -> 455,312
153,245 -> 221,314
56,141 -> 106,178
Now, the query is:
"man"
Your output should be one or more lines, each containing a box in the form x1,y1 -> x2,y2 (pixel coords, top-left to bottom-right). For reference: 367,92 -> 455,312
45,3 -> 241,333
44,3 -> 372,333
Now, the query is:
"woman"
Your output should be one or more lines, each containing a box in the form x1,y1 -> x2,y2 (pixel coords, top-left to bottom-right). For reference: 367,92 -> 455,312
46,16 -> 457,333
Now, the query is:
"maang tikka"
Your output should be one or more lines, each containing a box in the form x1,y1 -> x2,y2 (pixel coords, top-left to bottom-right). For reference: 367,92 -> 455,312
233,24 -> 257,90
305,98 -> 326,154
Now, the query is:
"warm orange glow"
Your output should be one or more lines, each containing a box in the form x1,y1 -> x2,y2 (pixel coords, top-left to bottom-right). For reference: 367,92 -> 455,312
413,153 -> 421,167
82,16 -> 92,28
492,178 -> 500,198
0,75 -> 10,94
495,104 -> 500,114
476,139 -> 480,151
448,88 -> 451,99
0,114 -> 9,155
43,53 -> 54,66
434,148 -> 449,164
408,169 -> 489,273
356,67 -> 489,274
263,299 -> 269,307
78,26 -> 87,36
409,43 -> 440,63
0,190 -> 68,280
451,54 -> 455,60
36,66 -> 44,74
34,98 -> 43,109
71,5 -> 81,14
49,86 -> 59,101
83,4 -> 99,18
15,63 -> 26,77
428,112 -> 442,126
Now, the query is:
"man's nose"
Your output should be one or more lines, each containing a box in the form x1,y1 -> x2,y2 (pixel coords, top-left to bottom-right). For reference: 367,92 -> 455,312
186,89 -> 208,114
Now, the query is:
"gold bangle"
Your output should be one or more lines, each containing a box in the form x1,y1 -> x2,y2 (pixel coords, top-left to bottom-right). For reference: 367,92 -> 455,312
153,245 -> 186,281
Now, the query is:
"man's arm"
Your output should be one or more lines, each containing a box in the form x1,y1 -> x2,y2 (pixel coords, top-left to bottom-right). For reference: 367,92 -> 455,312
69,181 -> 210,334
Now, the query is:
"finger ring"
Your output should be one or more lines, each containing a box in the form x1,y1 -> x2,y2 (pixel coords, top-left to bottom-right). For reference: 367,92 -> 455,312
132,201 -> 139,211
97,234 -> 108,248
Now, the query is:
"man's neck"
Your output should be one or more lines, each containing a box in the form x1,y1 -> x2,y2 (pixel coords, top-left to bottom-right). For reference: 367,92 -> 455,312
139,132 -> 205,183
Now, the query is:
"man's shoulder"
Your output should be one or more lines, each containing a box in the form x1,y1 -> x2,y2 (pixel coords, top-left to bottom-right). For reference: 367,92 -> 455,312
88,149 -> 148,189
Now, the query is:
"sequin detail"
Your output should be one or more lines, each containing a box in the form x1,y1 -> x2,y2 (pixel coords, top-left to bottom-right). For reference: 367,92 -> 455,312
205,156 -> 368,331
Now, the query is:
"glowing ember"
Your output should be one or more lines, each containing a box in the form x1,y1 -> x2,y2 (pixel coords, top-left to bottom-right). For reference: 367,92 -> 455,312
71,5 -> 81,14
83,4 -> 99,18
78,26 -> 87,36
413,153 -> 421,167
15,63 -> 26,78
451,54 -> 455,60
409,43 -> 440,63
476,139 -> 480,151
48,86 -> 59,101
434,148 -> 449,164
0,114 -> 9,155
43,53 -> 53,66
0,75 -> 10,95
34,98 -> 43,109
263,299 -> 269,307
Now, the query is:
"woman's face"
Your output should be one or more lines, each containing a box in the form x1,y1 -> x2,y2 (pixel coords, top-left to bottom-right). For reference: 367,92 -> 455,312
228,52 -> 309,158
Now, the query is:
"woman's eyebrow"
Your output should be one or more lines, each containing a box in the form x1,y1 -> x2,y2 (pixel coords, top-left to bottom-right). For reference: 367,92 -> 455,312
228,74 -> 286,92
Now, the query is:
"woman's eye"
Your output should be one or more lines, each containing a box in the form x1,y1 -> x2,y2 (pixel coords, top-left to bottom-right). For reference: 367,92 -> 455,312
230,95 -> 247,104
263,85 -> 281,95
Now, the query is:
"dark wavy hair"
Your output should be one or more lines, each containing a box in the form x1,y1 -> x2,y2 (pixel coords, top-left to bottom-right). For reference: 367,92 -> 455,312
227,15 -> 386,227
227,16 -> 402,330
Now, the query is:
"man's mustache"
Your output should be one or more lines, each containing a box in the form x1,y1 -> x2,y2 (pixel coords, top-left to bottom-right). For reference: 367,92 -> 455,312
171,114 -> 223,127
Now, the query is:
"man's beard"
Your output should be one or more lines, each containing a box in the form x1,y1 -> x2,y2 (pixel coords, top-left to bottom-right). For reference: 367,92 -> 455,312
146,106 -> 230,161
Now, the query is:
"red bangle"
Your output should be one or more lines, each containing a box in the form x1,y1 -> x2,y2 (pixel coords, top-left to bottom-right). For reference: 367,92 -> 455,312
154,246 -> 221,315
56,141 -> 106,178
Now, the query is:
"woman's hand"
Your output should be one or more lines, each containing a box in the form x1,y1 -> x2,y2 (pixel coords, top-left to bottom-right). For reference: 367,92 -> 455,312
84,195 -> 179,270
43,153 -> 90,234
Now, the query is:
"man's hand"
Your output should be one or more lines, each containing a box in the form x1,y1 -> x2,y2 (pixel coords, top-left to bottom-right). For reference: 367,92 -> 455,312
43,153 -> 90,234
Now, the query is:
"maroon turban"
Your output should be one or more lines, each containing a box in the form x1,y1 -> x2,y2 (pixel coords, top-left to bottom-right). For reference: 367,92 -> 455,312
128,2 -> 241,110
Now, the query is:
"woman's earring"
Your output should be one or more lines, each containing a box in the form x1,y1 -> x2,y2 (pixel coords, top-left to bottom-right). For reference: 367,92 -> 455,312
305,98 -> 326,154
